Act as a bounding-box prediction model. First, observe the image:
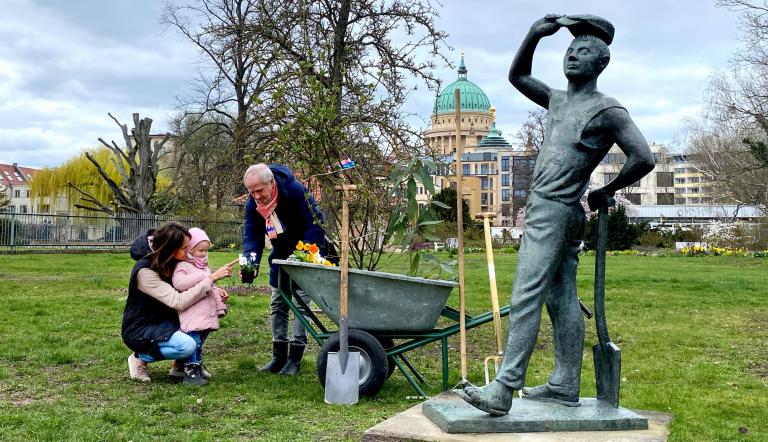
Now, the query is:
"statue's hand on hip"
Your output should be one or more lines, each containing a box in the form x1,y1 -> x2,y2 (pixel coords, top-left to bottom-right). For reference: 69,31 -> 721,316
587,188 -> 616,212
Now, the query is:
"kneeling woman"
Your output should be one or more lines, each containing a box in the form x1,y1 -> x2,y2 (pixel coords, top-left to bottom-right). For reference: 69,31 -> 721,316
122,222 -> 233,385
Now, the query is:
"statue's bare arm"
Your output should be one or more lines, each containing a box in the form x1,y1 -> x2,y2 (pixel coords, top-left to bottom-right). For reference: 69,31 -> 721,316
588,108 -> 655,210
509,15 -> 562,109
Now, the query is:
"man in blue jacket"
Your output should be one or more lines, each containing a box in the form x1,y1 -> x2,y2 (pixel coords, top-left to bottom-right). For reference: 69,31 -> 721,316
243,163 -> 330,376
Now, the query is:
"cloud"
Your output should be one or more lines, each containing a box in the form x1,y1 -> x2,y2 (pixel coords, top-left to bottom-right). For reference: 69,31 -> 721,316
0,0 -> 745,167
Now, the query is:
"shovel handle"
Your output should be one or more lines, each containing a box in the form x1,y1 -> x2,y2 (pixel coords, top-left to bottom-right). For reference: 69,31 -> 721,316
594,200 -> 613,346
338,185 -> 356,360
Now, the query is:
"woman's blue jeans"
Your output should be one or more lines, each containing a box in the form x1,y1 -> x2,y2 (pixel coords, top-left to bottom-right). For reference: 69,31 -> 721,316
138,331 -> 196,363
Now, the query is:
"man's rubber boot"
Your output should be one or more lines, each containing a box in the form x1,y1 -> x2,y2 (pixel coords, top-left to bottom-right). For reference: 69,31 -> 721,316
258,341 -> 289,373
278,344 -> 305,376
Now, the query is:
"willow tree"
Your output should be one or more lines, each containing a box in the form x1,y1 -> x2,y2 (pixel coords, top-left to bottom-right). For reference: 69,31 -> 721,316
31,147 -> 126,213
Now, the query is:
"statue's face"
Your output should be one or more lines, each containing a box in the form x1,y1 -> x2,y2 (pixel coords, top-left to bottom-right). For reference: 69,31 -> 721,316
563,38 -> 605,81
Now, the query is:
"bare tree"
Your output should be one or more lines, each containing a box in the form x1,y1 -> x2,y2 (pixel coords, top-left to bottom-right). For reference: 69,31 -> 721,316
85,113 -> 172,214
684,0 -> 768,212
250,0 -> 450,269
515,108 -> 547,152
161,0 -> 286,184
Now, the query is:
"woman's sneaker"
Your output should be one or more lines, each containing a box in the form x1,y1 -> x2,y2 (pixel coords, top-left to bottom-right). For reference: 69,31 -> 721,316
128,353 -> 151,383
183,363 -> 208,386
168,360 -> 185,380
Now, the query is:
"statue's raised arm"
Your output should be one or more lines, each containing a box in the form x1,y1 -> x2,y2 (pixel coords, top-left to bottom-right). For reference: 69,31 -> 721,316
508,14 -> 563,109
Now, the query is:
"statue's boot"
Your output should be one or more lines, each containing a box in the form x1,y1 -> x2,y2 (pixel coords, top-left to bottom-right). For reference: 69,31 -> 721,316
520,384 -> 580,407
454,381 -> 513,416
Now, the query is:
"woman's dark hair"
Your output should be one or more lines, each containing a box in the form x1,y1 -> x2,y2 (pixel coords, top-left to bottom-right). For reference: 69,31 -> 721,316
147,222 -> 190,280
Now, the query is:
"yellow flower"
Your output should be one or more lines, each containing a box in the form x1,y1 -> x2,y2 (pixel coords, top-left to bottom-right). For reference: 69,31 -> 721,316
296,240 -> 305,251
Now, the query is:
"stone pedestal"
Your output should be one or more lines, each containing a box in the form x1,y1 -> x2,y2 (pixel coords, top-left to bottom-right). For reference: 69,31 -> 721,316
363,393 -> 671,442
423,393 -> 647,433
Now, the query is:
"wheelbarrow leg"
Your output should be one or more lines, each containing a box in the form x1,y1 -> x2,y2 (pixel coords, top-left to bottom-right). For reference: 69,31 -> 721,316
397,354 -> 426,385
392,357 -> 428,398
441,336 -> 449,391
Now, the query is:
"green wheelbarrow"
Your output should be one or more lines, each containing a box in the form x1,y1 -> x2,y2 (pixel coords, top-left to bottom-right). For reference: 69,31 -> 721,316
273,259 -> 511,397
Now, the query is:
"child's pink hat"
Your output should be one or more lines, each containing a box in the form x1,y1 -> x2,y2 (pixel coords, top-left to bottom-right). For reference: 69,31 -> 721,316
188,227 -> 211,251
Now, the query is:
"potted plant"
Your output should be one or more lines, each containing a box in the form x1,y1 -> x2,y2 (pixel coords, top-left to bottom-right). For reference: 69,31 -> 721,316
239,252 -> 259,284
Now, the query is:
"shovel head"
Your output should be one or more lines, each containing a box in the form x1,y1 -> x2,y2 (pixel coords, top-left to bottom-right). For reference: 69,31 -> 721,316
324,351 -> 360,405
593,341 -> 621,407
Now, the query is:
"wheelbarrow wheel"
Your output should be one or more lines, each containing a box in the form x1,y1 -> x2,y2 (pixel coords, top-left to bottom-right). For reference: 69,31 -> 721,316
317,329 -> 389,397
375,337 -> 397,379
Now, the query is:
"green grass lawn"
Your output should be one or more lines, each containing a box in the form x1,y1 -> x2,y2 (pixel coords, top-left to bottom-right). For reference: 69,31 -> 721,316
0,251 -> 766,441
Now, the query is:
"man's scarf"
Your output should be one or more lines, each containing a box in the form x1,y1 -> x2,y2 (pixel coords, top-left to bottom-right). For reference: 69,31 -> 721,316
255,182 -> 284,239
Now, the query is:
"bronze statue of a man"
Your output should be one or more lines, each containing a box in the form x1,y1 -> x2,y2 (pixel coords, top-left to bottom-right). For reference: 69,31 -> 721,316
457,14 -> 655,415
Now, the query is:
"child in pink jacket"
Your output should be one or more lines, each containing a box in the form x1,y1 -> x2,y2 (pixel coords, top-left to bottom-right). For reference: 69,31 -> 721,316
170,227 -> 229,382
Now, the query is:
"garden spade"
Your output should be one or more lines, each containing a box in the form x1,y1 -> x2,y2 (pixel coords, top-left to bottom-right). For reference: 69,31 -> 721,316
593,197 -> 621,408
324,184 -> 360,405
475,212 -> 504,385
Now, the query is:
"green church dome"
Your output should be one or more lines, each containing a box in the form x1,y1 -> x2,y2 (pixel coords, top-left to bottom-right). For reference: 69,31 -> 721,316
434,53 -> 491,115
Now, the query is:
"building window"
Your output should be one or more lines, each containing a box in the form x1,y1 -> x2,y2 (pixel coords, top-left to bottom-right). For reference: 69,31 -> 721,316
481,177 -> 488,190
657,193 -> 674,205
501,174 -> 509,187
674,177 -> 686,184
629,180 -> 641,188
653,153 -> 663,163
39,204 -> 50,213
502,189 -> 510,201
481,164 -> 488,175
501,156 -> 510,171
623,193 -> 642,205
601,153 -> 627,164
20,205 -> 28,214
604,173 -> 618,185
462,164 -> 469,175
14,189 -> 20,198
481,193 -> 488,205
513,189 -> 528,198
657,172 -> 673,187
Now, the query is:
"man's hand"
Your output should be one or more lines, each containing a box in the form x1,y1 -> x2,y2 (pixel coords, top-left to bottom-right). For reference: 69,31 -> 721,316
587,187 -> 616,212
530,14 -> 562,37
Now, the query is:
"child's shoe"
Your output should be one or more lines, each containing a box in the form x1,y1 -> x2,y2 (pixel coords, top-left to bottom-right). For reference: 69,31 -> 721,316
183,363 -> 208,386
200,362 -> 212,380
128,353 -> 151,382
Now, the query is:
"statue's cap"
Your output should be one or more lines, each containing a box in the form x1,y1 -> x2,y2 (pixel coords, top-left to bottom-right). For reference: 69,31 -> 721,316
557,14 -> 615,45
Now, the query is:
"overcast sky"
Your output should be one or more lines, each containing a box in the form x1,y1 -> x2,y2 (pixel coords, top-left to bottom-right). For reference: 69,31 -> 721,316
0,0 -> 744,168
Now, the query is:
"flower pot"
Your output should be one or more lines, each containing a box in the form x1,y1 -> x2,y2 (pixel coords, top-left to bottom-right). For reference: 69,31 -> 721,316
241,270 -> 255,284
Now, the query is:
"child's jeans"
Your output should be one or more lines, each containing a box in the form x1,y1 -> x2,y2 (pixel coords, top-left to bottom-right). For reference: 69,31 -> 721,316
186,330 -> 211,364
138,331 -> 196,363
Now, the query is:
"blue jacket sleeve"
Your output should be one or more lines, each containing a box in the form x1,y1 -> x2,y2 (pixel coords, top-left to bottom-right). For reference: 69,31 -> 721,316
290,181 -> 327,252
243,198 -> 265,264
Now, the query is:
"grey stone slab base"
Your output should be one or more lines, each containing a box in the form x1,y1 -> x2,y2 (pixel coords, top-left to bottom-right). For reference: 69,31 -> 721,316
423,392 -> 647,433
363,393 -> 671,442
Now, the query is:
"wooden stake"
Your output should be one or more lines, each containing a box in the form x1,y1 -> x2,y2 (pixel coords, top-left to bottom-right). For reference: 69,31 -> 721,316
454,88 -> 468,385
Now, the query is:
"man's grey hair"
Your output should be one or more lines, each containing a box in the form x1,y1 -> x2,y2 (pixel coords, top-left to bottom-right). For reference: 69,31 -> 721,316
243,163 -> 273,184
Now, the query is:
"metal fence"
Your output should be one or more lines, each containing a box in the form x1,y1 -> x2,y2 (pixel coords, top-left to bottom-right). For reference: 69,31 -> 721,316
0,211 -> 243,253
